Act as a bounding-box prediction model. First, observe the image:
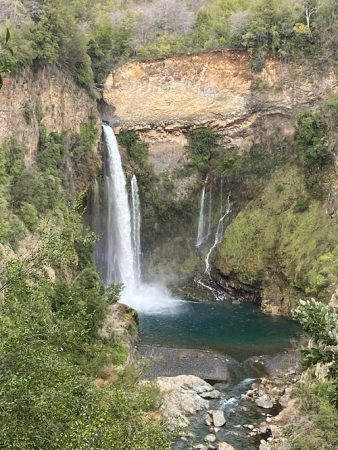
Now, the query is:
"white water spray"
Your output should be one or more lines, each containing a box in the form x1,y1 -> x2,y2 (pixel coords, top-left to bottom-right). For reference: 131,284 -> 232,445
131,175 -> 141,284
205,192 -> 232,275
196,176 -> 208,247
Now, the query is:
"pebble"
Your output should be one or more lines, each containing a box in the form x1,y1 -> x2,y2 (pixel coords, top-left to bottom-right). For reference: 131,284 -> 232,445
204,434 -> 217,443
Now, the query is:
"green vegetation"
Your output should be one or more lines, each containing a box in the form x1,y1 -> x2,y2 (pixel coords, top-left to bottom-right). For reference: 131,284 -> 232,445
217,165 -> 337,301
186,127 -> 221,173
288,299 -> 338,449
0,0 -> 337,90
0,223 -> 170,449
0,122 -> 170,448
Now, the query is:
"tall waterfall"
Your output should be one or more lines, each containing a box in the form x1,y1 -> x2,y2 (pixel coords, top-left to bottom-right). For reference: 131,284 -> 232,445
103,125 -> 135,288
207,187 -> 212,238
131,175 -> 141,284
196,176 -> 208,247
205,192 -> 232,275
100,124 -> 180,314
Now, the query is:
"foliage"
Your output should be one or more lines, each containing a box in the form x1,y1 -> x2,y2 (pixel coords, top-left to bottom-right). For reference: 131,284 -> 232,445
1,0 -> 337,89
117,130 -> 149,166
0,27 -> 12,89
293,298 -> 338,409
0,227 -> 170,449
290,381 -> 338,449
186,127 -> 221,173
295,111 -> 330,169
217,165 -> 338,298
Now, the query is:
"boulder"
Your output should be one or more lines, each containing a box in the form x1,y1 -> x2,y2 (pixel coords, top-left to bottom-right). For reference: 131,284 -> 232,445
255,394 -> 274,409
218,443 -> 235,450
155,375 -> 211,430
259,440 -> 271,450
212,410 -> 226,427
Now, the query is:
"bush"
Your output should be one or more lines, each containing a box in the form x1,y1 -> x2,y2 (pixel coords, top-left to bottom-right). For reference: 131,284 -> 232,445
295,111 -> 330,169
117,130 -> 149,166
17,202 -> 39,231
186,127 -> 220,172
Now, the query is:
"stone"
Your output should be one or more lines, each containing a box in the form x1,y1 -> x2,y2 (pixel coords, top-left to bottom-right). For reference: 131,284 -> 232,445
204,434 -> 217,443
155,375 -> 212,430
255,394 -> 274,409
259,440 -> 271,450
218,443 -> 235,450
206,417 -> 212,426
212,410 -> 226,427
201,389 -> 221,399
194,445 -> 207,450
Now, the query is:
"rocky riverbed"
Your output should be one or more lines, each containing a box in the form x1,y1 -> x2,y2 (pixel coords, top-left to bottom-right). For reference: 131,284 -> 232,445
149,350 -> 302,450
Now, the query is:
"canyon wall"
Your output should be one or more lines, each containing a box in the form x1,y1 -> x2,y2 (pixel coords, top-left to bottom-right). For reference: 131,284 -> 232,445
103,50 -> 337,171
0,68 -> 100,161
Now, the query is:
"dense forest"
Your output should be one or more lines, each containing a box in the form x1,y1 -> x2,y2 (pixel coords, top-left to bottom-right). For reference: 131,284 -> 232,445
0,0 -> 337,89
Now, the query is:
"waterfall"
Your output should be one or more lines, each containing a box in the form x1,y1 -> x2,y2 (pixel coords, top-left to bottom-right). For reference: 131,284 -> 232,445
131,175 -> 141,284
196,176 -> 208,247
100,124 -> 181,314
207,186 -> 212,238
205,192 -> 232,275
103,124 -> 135,288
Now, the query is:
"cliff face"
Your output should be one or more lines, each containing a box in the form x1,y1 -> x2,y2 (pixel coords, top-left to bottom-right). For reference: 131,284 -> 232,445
0,68 -> 100,161
103,51 -> 337,170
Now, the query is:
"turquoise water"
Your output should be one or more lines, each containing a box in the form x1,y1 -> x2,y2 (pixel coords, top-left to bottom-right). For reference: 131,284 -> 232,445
139,300 -> 300,359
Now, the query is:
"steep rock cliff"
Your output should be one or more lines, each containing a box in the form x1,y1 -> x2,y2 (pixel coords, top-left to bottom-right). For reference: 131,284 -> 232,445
103,51 -> 337,171
0,68 -> 100,161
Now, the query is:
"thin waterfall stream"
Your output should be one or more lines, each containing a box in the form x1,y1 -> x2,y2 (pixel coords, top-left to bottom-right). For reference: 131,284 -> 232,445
196,176 -> 208,247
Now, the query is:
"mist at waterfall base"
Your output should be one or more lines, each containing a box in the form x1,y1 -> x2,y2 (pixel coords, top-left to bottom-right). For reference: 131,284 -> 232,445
93,125 -> 183,314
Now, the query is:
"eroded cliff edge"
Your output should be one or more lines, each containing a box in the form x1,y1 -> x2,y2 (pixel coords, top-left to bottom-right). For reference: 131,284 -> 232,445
103,50 -> 337,165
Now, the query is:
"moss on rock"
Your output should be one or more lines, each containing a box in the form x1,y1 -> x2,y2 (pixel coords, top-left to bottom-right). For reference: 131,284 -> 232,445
216,165 -> 338,313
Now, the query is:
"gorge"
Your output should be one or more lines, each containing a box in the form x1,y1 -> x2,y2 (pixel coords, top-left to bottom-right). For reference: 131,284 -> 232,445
1,2 -> 338,446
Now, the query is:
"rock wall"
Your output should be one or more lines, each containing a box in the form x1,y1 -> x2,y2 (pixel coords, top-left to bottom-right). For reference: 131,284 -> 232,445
103,50 -> 337,166
0,67 -> 100,161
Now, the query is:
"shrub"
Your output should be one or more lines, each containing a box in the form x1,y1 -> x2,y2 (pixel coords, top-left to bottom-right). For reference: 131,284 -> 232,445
17,202 -> 39,232
186,127 -> 220,172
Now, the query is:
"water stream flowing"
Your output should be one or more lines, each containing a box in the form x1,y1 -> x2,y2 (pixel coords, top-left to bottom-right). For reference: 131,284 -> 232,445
196,176 -> 208,247
101,125 -> 181,313
131,175 -> 141,284
205,192 -> 232,274
91,125 -> 300,450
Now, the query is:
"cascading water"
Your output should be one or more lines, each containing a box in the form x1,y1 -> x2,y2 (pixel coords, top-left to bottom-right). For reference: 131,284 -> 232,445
207,187 -> 212,239
131,175 -> 141,284
100,125 -> 181,314
205,192 -> 232,275
103,124 -> 135,288
196,176 -> 208,247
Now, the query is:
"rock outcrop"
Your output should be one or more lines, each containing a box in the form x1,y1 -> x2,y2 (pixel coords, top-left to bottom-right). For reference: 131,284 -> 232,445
155,375 -> 220,430
0,68 -> 100,160
103,50 -> 337,165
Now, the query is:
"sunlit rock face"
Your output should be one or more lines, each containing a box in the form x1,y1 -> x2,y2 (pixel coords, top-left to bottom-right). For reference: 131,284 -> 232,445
103,50 -> 337,154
